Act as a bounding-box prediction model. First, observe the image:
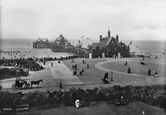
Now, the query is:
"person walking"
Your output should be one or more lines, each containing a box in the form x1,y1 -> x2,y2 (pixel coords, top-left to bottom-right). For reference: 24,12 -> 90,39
155,72 -> 158,77
104,72 -> 108,79
75,99 -> 80,109
81,68 -> 84,73
128,67 -> 131,74
59,80 -> 63,89
75,64 -> 77,70
111,71 -> 113,81
79,70 -> 82,75
51,62 -> 53,66
72,65 -> 75,70
148,69 -> 151,76
153,71 -> 156,77
73,70 -> 77,75
87,64 -> 89,68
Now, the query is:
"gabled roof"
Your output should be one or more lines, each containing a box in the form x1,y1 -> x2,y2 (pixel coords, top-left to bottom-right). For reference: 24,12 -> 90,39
106,37 -> 121,47
106,37 -> 112,46
55,34 -> 68,42
113,38 -> 121,47
92,43 -> 101,49
101,37 -> 109,48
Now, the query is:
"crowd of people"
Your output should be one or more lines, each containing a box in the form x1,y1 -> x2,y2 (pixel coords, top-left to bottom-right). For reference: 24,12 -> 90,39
71,60 -> 89,76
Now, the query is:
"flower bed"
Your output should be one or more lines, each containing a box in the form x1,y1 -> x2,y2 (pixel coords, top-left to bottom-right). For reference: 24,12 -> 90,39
0,59 -> 44,71
0,59 -> 44,80
0,85 -> 166,111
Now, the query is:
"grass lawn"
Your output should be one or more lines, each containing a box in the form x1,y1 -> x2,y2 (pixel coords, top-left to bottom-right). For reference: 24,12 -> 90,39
102,59 -> 166,77
63,58 -> 150,86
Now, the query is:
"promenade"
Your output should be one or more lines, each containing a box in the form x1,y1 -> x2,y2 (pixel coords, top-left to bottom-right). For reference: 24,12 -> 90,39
0,57 -> 165,93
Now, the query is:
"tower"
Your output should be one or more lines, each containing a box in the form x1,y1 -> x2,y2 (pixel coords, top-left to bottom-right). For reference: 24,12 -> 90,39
116,34 -> 119,42
99,35 -> 102,42
108,28 -> 111,37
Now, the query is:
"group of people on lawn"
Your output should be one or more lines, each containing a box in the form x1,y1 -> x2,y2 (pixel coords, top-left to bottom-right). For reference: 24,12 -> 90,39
72,60 -> 89,75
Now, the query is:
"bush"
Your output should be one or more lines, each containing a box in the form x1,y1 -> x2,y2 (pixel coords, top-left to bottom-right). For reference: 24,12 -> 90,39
0,59 -> 43,71
0,85 -> 166,111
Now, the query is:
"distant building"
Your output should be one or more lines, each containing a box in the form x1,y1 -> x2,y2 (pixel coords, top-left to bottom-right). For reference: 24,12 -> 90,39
33,34 -> 88,56
54,34 -> 71,48
33,34 -> 71,49
89,29 -> 130,58
51,34 -> 74,52
33,38 -> 53,48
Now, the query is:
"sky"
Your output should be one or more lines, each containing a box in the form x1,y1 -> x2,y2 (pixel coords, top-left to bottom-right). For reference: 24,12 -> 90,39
1,0 -> 166,41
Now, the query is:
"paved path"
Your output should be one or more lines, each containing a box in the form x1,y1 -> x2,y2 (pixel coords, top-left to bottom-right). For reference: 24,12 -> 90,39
0,60 -> 83,90
1,58 -> 164,92
47,61 -> 83,85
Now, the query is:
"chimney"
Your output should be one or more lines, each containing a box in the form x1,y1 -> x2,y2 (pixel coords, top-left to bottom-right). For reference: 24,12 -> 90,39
116,34 -> 119,42
108,29 -> 111,37
99,35 -> 102,42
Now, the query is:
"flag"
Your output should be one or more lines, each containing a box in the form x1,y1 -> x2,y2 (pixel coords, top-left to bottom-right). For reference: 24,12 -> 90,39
78,40 -> 81,44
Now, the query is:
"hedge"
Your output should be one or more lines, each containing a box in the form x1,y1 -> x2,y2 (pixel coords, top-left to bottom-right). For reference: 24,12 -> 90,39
0,85 -> 166,111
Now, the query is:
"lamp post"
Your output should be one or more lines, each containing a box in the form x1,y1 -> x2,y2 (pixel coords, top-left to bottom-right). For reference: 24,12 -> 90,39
78,39 -> 82,58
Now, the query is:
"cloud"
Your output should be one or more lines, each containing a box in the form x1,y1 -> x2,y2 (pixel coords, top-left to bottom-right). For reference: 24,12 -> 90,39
1,0 -> 166,41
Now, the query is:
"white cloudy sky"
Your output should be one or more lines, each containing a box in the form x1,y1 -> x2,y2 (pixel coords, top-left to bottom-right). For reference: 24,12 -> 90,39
1,0 -> 166,41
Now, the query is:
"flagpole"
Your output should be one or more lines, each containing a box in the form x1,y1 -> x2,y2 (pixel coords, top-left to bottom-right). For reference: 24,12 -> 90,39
78,39 -> 80,58
78,38 -> 82,58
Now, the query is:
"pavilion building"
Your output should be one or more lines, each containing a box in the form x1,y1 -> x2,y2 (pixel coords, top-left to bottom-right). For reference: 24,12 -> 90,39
89,30 -> 130,58
33,38 -> 53,48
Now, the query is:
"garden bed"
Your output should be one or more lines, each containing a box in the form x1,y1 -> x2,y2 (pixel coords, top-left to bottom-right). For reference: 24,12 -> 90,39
0,59 -> 44,80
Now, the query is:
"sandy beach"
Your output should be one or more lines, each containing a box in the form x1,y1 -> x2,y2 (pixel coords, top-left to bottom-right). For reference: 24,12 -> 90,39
0,49 -> 75,59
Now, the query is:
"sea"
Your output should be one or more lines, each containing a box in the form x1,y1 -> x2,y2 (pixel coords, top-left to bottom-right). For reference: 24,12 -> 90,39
0,38 -> 166,59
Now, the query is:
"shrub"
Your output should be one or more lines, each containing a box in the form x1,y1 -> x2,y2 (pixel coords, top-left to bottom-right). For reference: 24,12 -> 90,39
0,85 -> 166,111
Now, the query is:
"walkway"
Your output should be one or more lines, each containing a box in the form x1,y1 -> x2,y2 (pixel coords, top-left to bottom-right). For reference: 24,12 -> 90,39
48,61 -> 83,85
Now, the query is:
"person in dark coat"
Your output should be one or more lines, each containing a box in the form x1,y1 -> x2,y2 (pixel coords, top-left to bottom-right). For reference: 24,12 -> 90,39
104,72 -> 108,79
155,72 -> 158,77
73,70 -> 77,75
58,59 -> 60,63
75,64 -> 77,70
87,64 -> 89,68
81,68 -> 84,73
79,71 -> 82,75
148,69 -> 151,76
128,67 -> 131,74
59,80 -> 62,89
82,60 -> 86,64
72,65 -> 75,70
111,71 -> 113,81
